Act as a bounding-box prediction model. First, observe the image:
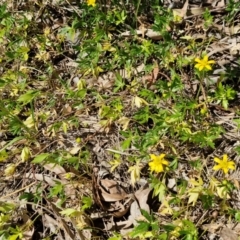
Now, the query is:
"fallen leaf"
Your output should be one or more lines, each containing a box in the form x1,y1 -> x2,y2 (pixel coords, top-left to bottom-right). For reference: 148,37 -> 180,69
44,163 -> 66,175
128,162 -> 142,186
152,62 -> 159,82
99,187 -> 127,202
220,227 -> 238,240
118,117 -> 130,131
172,0 -> 188,18
44,213 -> 58,233
127,187 -> 151,227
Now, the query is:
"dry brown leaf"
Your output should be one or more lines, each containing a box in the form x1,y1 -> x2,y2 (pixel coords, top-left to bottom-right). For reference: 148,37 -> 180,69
120,29 -> 163,40
48,201 -> 76,240
99,178 -> 128,202
22,227 -> 35,240
214,0 -> 225,7
129,200 -> 141,227
145,29 -> 163,40
62,104 -> 72,115
202,223 -> 240,238
230,43 -> 240,55
69,146 -> 81,155
220,227 -> 238,240
134,63 -> 145,75
135,187 -> 151,213
92,167 -> 134,218
212,24 -> 240,35
100,178 -> 121,193
109,201 -> 131,218
202,223 -> 222,233
152,61 -> 159,83
103,216 -> 114,231
44,213 -> 59,233
142,74 -> 153,85
92,167 -> 107,210
25,173 -> 57,186
188,7 -> 205,16
99,186 -> 127,202
173,0 -> 188,18
43,163 -> 66,175
19,211 -> 35,240
127,187 -> 151,227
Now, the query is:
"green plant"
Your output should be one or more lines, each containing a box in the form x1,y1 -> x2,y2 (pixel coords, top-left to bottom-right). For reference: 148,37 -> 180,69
203,8 -> 213,29
0,0 -> 240,239
214,82 -> 236,109
129,210 -> 159,239
225,0 -> 240,23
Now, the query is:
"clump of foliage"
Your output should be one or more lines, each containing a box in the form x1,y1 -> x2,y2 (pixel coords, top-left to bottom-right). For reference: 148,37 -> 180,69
0,0 -> 240,239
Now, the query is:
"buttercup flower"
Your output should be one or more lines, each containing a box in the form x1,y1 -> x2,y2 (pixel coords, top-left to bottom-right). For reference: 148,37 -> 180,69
213,154 -> 235,175
194,55 -> 215,71
87,0 -> 96,6
149,154 -> 169,173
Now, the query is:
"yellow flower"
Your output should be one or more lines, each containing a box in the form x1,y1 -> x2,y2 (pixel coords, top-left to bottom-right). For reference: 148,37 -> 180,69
194,55 -> 215,71
87,0 -> 96,6
149,154 -> 169,173
213,154 -> 235,175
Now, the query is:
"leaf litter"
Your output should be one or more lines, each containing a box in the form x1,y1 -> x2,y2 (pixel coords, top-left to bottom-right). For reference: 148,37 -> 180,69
1,0 -> 240,239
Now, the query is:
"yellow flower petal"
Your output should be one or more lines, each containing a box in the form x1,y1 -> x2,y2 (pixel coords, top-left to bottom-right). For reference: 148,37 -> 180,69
205,65 -> 212,70
214,157 -> 221,163
194,55 -> 215,72
148,153 -> 169,173
203,55 -> 209,61
162,159 -> 169,165
228,164 -> 235,169
150,154 -> 157,161
223,168 -> 229,174
199,65 -> 204,71
87,0 -> 96,6
223,154 -> 228,161
195,63 -> 200,68
156,164 -> 164,172
213,155 -> 235,175
213,165 -> 221,171
207,60 -> 215,64
159,154 -> 166,159
195,58 -> 201,63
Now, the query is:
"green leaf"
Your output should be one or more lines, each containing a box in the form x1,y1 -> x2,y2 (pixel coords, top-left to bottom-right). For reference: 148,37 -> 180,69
121,137 -> 131,150
19,192 -> 35,201
235,211 -> 240,222
141,209 -> 153,222
222,99 -> 228,110
60,208 -> 78,217
8,235 -> 20,240
0,79 -> 6,87
130,221 -> 150,238
48,181 -> 64,198
0,149 -> 8,162
81,196 -> 93,211
17,90 -> 39,105
108,237 -> 122,240
0,202 -> 15,213
114,72 -> 125,92
107,233 -> 122,240
158,232 -> 168,240
31,153 -> 50,163
133,106 -> 150,124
